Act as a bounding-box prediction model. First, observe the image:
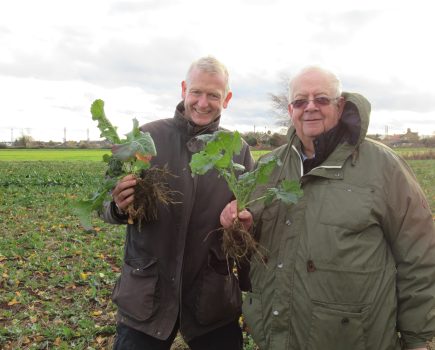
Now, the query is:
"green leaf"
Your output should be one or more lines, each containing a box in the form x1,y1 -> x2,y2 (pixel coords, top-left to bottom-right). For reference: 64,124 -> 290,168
190,131 -> 243,175
132,160 -> 151,173
191,130 -> 303,213
125,118 -> 141,140
90,100 -> 121,144
75,99 -> 160,229
106,156 -> 124,177
279,179 -> 303,196
72,200 -> 95,230
264,180 -> 301,206
254,155 -> 280,184
190,153 -> 223,175
72,178 -> 117,229
102,153 -> 111,163
112,119 -> 156,161
232,162 -> 246,172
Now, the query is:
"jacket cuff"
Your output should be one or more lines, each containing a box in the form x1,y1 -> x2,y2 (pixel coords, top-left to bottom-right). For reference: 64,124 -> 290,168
110,201 -> 129,221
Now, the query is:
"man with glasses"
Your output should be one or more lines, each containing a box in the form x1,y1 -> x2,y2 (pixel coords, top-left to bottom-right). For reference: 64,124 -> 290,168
220,66 -> 435,349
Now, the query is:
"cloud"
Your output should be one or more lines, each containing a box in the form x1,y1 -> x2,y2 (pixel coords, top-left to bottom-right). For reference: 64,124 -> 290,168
85,38 -> 199,90
0,26 -> 10,35
341,74 -> 435,113
109,0 -> 179,13
0,31 -> 199,94
310,9 -> 381,46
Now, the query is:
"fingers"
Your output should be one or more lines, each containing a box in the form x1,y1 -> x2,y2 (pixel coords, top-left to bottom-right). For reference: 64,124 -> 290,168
238,209 -> 253,231
220,200 -> 238,229
220,201 -> 253,230
112,175 -> 137,211
238,209 -> 251,220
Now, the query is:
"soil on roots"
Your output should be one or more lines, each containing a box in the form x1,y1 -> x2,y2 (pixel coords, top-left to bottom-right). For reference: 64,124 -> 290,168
126,166 -> 176,228
222,218 -> 263,263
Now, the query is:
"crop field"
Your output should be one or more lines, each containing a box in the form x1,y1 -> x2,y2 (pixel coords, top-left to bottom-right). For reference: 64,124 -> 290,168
0,149 -> 109,162
0,149 -> 434,349
0,161 -> 123,349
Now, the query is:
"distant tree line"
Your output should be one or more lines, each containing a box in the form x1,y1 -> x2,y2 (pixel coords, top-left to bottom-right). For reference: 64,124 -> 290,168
0,135 -> 111,149
1,132 -> 434,151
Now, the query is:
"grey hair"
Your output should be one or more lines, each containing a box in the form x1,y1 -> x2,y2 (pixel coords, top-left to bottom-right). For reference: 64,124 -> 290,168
288,66 -> 342,101
185,56 -> 230,95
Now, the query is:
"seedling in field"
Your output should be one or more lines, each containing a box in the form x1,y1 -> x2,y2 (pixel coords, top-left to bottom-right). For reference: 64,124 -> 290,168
189,130 -> 301,260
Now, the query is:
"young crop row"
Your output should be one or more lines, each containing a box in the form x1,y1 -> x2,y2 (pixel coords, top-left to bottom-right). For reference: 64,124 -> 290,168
0,162 -> 124,349
0,162 -> 106,188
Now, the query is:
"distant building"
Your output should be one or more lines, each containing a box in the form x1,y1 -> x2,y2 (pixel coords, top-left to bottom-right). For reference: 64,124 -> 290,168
402,128 -> 419,142
384,128 -> 420,146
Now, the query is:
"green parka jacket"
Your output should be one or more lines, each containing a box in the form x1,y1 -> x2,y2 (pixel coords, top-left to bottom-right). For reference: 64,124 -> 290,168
244,92 -> 435,350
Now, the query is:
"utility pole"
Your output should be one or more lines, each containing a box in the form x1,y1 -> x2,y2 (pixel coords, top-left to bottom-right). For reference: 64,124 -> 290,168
10,128 -> 13,143
87,128 -> 90,142
63,127 -> 66,144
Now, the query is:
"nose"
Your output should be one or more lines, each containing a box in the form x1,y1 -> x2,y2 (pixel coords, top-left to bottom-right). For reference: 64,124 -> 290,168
197,94 -> 209,108
305,99 -> 318,111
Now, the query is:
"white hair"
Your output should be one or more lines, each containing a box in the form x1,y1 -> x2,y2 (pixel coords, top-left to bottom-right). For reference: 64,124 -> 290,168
288,66 -> 342,101
185,56 -> 230,95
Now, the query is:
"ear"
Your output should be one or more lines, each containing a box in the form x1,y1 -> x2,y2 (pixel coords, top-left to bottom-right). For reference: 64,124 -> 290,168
181,81 -> 187,99
288,104 -> 294,121
222,91 -> 232,109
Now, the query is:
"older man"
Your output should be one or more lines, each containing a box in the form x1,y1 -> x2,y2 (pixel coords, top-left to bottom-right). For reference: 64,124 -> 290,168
103,56 -> 253,350
221,66 -> 435,350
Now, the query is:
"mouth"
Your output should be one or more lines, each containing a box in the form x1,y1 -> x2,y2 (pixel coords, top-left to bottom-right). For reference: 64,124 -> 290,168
302,111 -> 322,122
303,118 -> 322,123
193,109 -> 211,115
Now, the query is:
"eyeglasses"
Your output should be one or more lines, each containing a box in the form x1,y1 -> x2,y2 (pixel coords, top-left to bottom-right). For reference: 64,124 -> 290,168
290,96 -> 339,109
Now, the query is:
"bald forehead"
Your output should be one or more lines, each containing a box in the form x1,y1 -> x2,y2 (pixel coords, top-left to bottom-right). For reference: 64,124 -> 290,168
290,67 -> 341,100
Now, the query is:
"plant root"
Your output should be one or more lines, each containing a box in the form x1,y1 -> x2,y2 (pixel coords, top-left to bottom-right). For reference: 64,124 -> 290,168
126,166 -> 177,229
222,218 -> 264,263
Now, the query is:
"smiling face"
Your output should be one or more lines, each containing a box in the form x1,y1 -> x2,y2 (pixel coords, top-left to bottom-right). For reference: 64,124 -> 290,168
288,69 -> 345,154
181,67 -> 232,126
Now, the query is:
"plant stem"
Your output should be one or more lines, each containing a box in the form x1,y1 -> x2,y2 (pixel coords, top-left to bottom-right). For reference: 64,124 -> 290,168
243,195 -> 267,209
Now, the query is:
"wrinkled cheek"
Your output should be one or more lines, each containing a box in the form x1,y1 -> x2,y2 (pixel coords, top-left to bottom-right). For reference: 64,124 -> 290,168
292,120 -> 304,134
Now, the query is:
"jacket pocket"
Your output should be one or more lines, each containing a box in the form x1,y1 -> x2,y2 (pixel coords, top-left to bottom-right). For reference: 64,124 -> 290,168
306,301 -> 367,350
194,250 -> 242,325
112,256 -> 158,322
242,291 -> 267,350
318,183 -> 374,232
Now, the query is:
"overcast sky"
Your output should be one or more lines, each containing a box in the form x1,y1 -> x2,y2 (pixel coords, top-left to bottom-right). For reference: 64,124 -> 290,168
0,0 -> 434,142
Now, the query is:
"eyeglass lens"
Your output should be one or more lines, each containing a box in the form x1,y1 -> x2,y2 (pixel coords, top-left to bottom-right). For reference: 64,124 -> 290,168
292,97 -> 333,108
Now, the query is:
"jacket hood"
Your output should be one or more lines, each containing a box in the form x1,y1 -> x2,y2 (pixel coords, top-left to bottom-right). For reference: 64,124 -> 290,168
340,92 -> 371,146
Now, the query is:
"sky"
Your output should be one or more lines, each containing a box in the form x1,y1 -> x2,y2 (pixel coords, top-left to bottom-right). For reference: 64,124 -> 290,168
0,0 -> 434,142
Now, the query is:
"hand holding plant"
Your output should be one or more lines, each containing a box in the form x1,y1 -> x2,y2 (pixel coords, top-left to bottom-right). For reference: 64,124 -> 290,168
74,99 -> 173,230
189,130 -> 301,261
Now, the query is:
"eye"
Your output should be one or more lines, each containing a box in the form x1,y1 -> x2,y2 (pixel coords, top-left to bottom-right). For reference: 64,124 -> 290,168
314,96 -> 332,105
209,94 -> 220,100
291,99 -> 308,109
190,90 -> 201,96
